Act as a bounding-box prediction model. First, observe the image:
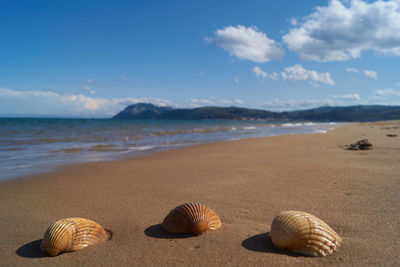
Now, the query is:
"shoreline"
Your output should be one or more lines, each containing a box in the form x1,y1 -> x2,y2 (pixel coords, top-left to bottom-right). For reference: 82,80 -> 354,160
1,122 -> 339,182
1,121 -> 399,266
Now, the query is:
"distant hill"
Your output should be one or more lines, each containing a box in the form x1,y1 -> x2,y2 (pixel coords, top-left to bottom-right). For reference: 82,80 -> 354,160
113,103 -> 400,122
284,105 -> 400,121
113,103 -> 173,119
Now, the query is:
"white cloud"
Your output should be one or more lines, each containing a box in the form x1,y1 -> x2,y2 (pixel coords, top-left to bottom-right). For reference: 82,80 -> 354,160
206,25 -> 284,63
0,87 -> 173,116
269,72 -> 280,80
188,98 -> 244,107
375,88 -> 400,97
346,68 -> 359,73
261,98 -> 336,111
252,66 -> 280,80
396,82 -> 400,86
337,93 -> 361,100
80,85 -> 96,95
283,0 -> 400,62
280,64 -> 334,85
369,95 -> 385,100
220,99 -> 244,106
81,78 -> 98,95
363,70 -> 378,79
0,87 -> 59,98
347,68 -> 378,79
252,66 -> 267,79
189,99 -> 215,106
233,99 -> 244,105
234,77 -> 240,83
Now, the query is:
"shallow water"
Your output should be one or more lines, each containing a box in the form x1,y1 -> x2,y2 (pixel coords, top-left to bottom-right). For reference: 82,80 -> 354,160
0,118 -> 338,180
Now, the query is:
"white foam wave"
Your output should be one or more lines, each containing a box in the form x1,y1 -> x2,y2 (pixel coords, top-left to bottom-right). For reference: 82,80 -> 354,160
282,123 -> 302,127
128,145 -> 155,151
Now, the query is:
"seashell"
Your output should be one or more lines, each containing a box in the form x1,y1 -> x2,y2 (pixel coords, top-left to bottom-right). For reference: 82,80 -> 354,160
161,203 -> 222,235
40,217 -> 111,256
270,211 -> 342,257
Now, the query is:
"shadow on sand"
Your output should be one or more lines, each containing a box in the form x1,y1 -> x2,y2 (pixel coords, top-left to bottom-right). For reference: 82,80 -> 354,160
241,232 -> 302,257
16,239 -> 48,258
144,224 -> 197,239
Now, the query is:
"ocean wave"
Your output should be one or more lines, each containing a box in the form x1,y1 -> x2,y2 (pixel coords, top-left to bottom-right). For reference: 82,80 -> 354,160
127,145 -> 156,151
121,135 -> 142,141
53,148 -> 84,154
242,126 -> 257,130
0,118 -> 340,180
282,123 -> 303,127
150,126 -> 233,136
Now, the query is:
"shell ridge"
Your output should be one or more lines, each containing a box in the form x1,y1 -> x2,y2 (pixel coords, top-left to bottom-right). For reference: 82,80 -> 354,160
41,218 -> 109,256
305,244 -> 329,257
301,234 -> 338,248
161,203 -> 221,235
306,239 -> 335,254
303,236 -> 338,252
162,206 -> 190,233
71,225 -> 104,249
69,221 -> 82,250
271,218 -> 298,247
295,226 -> 340,244
270,211 -> 342,257
206,208 -> 221,230
186,203 -> 202,223
52,220 -> 73,252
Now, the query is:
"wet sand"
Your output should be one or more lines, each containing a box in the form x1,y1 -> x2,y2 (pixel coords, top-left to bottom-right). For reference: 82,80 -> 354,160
0,121 -> 399,266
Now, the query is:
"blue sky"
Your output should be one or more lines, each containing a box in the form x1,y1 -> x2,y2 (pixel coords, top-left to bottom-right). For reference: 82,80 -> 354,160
1,0 -> 400,117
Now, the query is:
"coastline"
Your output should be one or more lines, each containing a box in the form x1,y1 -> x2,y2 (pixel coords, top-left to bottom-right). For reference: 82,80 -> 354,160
0,120 -> 337,181
0,121 -> 399,266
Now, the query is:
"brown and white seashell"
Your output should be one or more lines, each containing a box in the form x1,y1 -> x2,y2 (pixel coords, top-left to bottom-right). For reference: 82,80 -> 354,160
270,211 -> 342,257
161,203 -> 222,235
40,217 -> 112,256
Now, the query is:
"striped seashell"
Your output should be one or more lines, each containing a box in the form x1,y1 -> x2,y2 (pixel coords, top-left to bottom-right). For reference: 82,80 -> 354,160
40,217 -> 112,256
270,211 -> 342,257
161,203 -> 222,235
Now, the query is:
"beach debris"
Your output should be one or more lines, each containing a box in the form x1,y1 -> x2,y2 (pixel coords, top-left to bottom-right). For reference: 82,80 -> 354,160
161,203 -> 222,235
40,217 -> 112,256
270,211 -> 342,257
386,134 -> 397,137
346,139 -> 373,150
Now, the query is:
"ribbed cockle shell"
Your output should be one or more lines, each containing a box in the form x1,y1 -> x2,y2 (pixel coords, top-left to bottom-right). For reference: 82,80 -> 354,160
40,217 -> 111,256
161,203 -> 222,235
270,211 -> 342,256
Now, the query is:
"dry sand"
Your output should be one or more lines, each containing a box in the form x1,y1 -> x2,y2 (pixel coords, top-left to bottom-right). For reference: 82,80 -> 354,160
0,121 -> 399,266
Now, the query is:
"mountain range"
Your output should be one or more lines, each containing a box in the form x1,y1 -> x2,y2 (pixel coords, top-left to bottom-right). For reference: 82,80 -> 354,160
113,103 -> 400,122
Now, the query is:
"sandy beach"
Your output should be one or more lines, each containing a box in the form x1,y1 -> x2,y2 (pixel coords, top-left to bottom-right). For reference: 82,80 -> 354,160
0,121 -> 399,266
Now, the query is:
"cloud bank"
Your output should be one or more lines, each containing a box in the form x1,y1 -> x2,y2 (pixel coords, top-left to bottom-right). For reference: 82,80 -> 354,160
338,93 -> 361,100
0,87 -> 173,117
261,93 -> 361,111
261,98 -> 336,111
252,66 -> 279,80
363,70 -> 378,79
280,64 -> 334,85
375,88 -> 400,97
283,0 -> 400,61
188,98 -> 243,108
346,68 -> 378,79
206,25 -> 284,63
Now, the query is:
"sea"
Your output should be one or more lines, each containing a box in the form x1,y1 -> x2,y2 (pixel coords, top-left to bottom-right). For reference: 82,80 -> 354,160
0,118 -> 339,180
